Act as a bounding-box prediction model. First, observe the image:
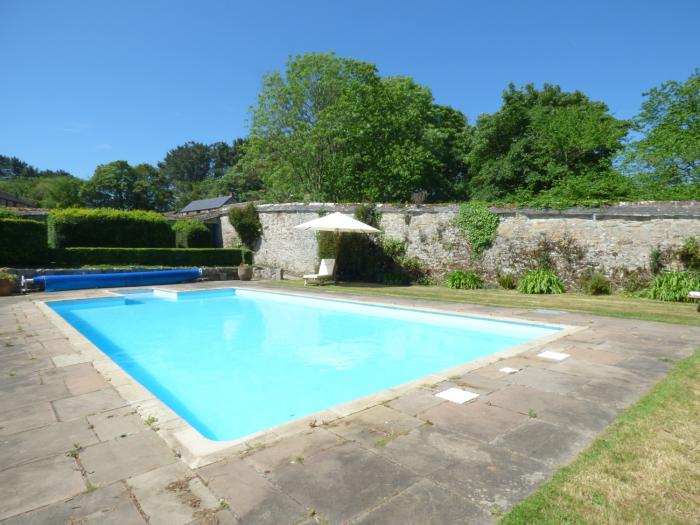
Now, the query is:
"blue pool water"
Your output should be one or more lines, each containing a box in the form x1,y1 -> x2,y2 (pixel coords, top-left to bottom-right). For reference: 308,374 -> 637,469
49,288 -> 559,441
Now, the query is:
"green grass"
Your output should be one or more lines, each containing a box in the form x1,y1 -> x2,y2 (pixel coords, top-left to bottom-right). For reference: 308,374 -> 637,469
501,348 -> 700,525
262,281 -> 700,327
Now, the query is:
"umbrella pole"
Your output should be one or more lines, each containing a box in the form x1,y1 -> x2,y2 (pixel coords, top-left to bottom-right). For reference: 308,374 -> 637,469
334,230 -> 340,282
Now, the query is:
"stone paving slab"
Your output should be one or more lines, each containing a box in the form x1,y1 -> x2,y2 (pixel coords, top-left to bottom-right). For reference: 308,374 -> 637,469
350,478 -> 494,525
271,442 -> 420,524
128,462 -> 221,525
80,431 -> 177,487
0,454 -> 86,521
1,283 -> 700,523
0,482 -> 146,524
0,418 -> 99,470
199,457 -> 307,525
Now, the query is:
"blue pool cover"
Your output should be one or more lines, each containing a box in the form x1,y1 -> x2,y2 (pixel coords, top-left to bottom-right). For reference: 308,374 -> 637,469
34,268 -> 202,292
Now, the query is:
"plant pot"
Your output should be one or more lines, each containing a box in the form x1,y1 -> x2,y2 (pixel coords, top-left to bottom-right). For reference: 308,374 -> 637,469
0,279 -> 15,296
237,266 -> 253,281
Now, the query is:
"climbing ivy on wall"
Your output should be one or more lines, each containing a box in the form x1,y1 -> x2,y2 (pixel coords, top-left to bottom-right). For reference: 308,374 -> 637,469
453,202 -> 500,258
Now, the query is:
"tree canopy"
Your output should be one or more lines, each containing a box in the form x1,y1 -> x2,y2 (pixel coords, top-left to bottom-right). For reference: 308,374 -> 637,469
2,58 -> 698,210
623,69 -> 700,198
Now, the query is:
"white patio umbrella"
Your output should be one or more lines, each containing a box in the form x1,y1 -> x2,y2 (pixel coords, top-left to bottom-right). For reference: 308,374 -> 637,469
294,212 -> 381,275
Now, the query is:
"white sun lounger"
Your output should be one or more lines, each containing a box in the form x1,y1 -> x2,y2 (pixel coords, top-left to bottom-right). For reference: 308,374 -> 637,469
304,259 -> 336,286
689,291 -> 700,312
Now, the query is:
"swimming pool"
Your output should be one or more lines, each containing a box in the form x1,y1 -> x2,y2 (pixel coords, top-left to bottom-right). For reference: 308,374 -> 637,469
49,288 -> 560,441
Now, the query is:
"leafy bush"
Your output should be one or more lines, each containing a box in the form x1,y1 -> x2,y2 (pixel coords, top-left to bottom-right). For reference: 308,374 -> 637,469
53,247 -> 252,267
48,208 -> 173,248
0,218 -> 48,266
617,269 -> 651,294
642,272 -> 700,302
678,237 -> 700,271
496,274 -> 517,290
649,246 -> 663,275
445,271 -> 483,290
0,207 -> 19,218
172,220 -> 211,248
453,202 -> 499,258
580,271 -> 612,295
517,269 -> 565,294
228,203 -> 262,250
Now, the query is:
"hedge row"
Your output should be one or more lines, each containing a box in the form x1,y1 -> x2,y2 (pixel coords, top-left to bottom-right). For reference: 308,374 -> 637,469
172,220 -> 212,248
48,208 -> 174,248
0,218 -> 48,266
52,247 -> 252,267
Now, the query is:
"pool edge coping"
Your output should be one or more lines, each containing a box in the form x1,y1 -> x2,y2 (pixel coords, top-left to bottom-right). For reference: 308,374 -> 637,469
34,283 -> 585,469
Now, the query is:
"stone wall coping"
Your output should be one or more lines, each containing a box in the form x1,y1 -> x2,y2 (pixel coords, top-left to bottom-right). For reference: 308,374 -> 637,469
207,200 -> 700,220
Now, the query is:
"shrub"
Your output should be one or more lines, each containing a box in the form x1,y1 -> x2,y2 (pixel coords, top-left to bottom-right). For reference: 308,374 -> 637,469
496,274 -> 517,290
517,269 -> 565,294
0,207 -> 19,218
445,271 -> 483,290
643,271 -> 700,302
453,201 -> 499,258
52,247 -> 252,267
678,237 -> 700,271
0,218 -> 48,266
172,220 -> 211,248
228,203 -> 262,250
649,246 -> 663,275
580,271 -> 612,295
48,208 -> 173,248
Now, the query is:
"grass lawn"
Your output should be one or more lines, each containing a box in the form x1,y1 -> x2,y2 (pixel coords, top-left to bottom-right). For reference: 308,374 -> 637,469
501,348 -> 700,524
263,281 -> 700,327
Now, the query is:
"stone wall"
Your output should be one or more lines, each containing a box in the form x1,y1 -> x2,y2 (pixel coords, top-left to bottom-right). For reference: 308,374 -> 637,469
218,201 -> 700,279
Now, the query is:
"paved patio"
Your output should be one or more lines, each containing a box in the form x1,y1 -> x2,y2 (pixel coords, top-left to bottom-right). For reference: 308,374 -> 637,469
1,282 -> 699,524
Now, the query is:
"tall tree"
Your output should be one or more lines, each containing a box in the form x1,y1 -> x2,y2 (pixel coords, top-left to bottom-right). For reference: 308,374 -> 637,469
467,83 -> 629,201
623,70 -> 700,192
81,161 -> 171,210
244,52 -> 470,202
159,140 -> 246,208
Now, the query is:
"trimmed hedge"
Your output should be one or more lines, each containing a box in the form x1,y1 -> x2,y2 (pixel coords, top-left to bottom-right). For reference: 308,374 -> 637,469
172,220 -> 212,248
0,218 -> 48,266
52,247 -> 252,267
48,208 -> 174,248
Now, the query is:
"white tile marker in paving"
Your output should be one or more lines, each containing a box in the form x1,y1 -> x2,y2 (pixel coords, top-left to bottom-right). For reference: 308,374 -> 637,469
536,350 -> 570,361
435,387 -> 480,404
499,367 -> 521,374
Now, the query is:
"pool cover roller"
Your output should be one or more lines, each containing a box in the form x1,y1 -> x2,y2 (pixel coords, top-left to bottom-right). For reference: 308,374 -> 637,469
28,268 -> 202,292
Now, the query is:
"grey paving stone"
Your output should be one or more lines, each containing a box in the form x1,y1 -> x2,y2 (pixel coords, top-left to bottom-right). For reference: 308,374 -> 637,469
87,406 -> 147,441
572,379 -> 644,409
80,431 -> 176,486
493,419 -> 589,466
198,458 -> 306,525
373,426 -> 471,476
0,418 -> 99,470
129,462 -> 220,525
421,401 -> 527,443
272,442 -> 419,523
351,478 -> 493,525
387,389 -> 445,416
0,402 -> 56,436
430,442 -> 551,512
244,428 -> 342,472
453,372 -> 512,394
328,405 -> 424,447
507,367 -> 591,394
52,388 -> 126,420
486,385 -> 618,435
562,345 -> 627,365
617,355 -> 674,382
0,381 -> 69,413
0,482 -> 146,524
0,454 -> 86,521
550,359 -> 643,386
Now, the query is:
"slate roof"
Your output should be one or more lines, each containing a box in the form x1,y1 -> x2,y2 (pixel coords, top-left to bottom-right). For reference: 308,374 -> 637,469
179,195 -> 235,213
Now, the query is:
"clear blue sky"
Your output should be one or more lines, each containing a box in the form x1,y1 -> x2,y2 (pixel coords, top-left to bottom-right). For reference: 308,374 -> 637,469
2,0 -> 698,179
